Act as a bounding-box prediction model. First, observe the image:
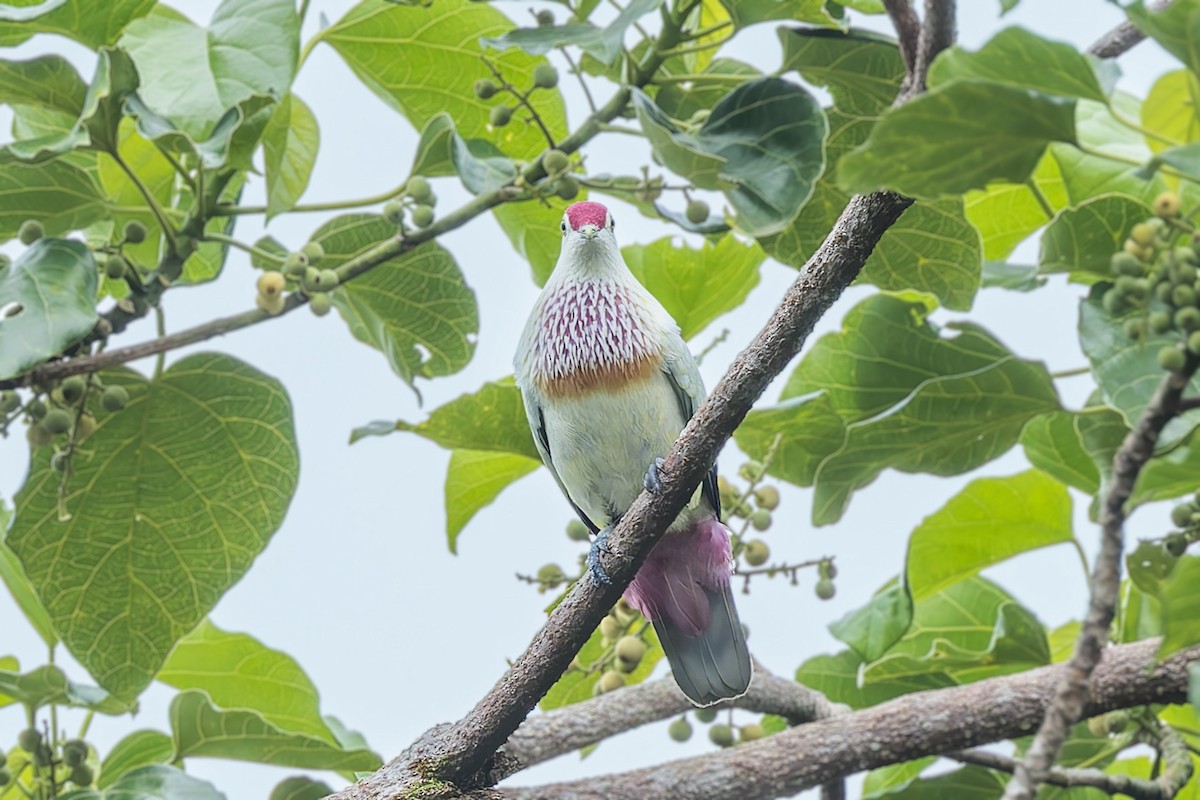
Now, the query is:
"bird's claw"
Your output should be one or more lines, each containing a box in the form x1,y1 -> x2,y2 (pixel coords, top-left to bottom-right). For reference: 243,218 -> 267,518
587,525 -> 615,586
644,457 -> 666,493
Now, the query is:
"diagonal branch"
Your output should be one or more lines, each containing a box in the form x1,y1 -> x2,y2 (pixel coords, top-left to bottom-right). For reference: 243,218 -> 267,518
911,0 -> 955,91
501,640 -> 1198,800
882,0 -> 920,75
1004,354 -> 1199,800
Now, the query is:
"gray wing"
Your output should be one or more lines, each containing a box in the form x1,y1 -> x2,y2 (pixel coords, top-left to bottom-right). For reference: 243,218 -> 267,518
661,339 -> 721,518
520,383 -> 601,535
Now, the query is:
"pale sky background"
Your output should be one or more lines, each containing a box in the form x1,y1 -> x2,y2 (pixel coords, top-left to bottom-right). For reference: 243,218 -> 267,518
0,1 -> 1180,798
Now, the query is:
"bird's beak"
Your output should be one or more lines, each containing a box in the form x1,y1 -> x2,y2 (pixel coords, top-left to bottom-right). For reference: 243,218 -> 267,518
577,224 -> 600,239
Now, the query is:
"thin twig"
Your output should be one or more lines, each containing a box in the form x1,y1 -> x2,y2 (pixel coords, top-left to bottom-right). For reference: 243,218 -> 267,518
952,748 -> 1176,799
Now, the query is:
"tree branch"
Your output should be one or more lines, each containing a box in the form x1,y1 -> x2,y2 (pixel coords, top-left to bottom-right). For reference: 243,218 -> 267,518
882,0 -> 920,74
1004,355 -> 1199,800
493,660 -> 844,781
951,746 -> 1180,800
912,0 -> 955,92
500,641 -> 1197,800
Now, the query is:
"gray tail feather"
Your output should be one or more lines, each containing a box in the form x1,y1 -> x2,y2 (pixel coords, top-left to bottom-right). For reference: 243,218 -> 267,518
653,582 -> 752,706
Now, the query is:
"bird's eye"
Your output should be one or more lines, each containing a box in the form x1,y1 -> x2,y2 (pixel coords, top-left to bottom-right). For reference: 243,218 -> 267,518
560,221 -> 567,234
608,216 -> 615,229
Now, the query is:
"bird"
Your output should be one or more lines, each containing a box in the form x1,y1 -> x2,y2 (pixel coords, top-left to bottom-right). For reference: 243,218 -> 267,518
513,200 -> 752,706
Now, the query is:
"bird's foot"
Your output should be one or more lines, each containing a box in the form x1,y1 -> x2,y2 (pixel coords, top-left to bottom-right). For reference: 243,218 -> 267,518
643,457 -> 666,493
587,524 -> 616,586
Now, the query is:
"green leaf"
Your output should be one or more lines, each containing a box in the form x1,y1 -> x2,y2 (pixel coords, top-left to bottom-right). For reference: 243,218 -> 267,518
78,47 -> 140,155
169,690 -> 381,771
0,238 -> 97,381
1126,539 -> 1178,598
863,758 -> 936,797
928,26 -> 1112,102
621,235 -> 764,340
0,663 -> 130,714
828,582 -> 911,663
1142,141 -> 1200,181
0,0 -> 154,48
980,261 -> 1045,292
269,777 -> 334,800
862,576 -> 1050,688
778,27 -> 904,115
1142,70 -> 1200,154
1048,620 -> 1081,662
1020,408 -> 1126,495
739,294 -> 1060,523
1134,434 -> 1200,506
324,0 -> 567,161
839,81 -> 1077,198
633,78 -> 827,236
1160,555 -> 1200,657
158,620 -> 338,744
445,450 -> 539,553
0,159 -> 109,243
124,92 -> 276,171
481,0 -> 658,65
718,0 -> 836,28
906,470 -> 1074,601
493,195 -> 579,285
1039,194 -> 1152,278
1078,289 -> 1200,447
391,379 -> 539,460
652,58 -> 761,121
119,0 -> 299,141
1126,0 -> 1200,76
0,55 -> 86,116
62,765 -> 226,800
451,134 -> 516,195
263,93 -> 319,220
1052,97 -> 1168,206
9,354 -> 299,701
762,134 -> 982,309
98,731 -> 174,789
872,766 -> 1006,798
964,150 -> 1067,260
410,113 -> 456,178
313,214 -> 478,389
0,536 -> 56,647
795,649 -> 950,710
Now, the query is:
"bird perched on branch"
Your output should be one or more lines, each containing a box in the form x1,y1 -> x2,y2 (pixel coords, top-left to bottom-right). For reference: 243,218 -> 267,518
514,200 -> 751,706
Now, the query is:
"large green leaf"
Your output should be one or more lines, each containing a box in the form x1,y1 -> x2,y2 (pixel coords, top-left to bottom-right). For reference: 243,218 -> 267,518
361,379 -> 538,459
634,78 -> 826,236
873,766 -> 1006,799
1134,433 -> 1200,506
760,109 -> 981,311
862,758 -> 937,798
963,151 -> 1067,260
1052,96 -> 1168,206
0,519 -> 57,647
718,0 -> 835,28
158,620 -> 338,744
124,92 -> 275,171
445,450 -> 539,552
1160,555 -> 1200,658
99,731 -> 174,789
0,238 -> 97,380
0,55 -> 86,116
313,214 -> 477,389
1142,70 -> 1200,154
1039,194 -> 1152,278
0,663 -> 129,714
9,354 -> 299,701
927,26 -> 1112,102
906,470 -> 1074,601
621,234 -> 764,340
778,27 -> 904,115
481,0 -> 658,65
119,0 -> 299,141
839,81 -> 1077,198
0,159 -> 109,243
1078,290 -> 1200,447
61,765 -> 226,800
1019,407 -> 1127,495
1126,0 -> 1200,76
737,295 -> 1059,523
169,690 -> 381,771
262,93 -> 319,220
795,649 -> 953,710
828,582 -> 911,663
0,0 -> 155,49
324,0 -> 567,161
